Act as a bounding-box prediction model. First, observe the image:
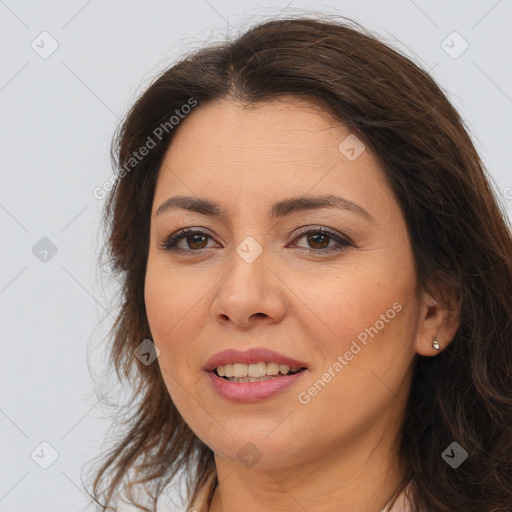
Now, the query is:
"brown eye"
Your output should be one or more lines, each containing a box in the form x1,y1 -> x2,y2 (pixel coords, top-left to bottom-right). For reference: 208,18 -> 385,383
161,228 -> 215,252
185,234 -> 209,250
306,233 -> 331,250
291,227 -> 353,255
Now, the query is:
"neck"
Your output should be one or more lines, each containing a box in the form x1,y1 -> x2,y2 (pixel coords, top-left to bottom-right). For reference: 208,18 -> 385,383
208,424 -> 407,512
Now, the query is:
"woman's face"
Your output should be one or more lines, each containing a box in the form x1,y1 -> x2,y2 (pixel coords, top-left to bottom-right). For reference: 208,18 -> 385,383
145,96 -> 423,472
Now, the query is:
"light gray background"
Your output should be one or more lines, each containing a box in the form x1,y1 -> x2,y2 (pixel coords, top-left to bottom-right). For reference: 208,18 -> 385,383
1,1 -> 511,511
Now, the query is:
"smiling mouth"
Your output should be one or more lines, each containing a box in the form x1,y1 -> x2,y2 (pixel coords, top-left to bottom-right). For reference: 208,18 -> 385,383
213,363 -> 307,383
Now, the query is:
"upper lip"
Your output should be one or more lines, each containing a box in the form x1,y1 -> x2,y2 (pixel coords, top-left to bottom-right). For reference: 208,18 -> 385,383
203,348 -> 309,372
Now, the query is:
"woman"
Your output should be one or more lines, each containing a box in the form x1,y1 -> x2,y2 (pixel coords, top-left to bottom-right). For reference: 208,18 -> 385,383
89,15 -> 512,512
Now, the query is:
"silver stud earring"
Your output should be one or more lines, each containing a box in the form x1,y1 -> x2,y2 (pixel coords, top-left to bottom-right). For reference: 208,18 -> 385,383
432,338 -> 440,351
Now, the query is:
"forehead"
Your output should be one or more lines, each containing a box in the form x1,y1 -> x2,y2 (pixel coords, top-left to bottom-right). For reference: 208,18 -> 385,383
168,96 -> 346,156
153,96 -> 390,218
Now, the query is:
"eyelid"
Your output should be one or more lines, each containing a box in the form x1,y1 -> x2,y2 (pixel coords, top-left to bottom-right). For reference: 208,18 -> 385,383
158,226 -> 217,252
160,224 -> 355,253
289,225 -> 355,247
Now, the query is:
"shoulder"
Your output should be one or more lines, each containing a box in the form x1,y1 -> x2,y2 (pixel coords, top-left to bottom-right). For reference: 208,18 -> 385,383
187,472 -> 216,512
388,479 -> 416,512
188,475 -> 416,512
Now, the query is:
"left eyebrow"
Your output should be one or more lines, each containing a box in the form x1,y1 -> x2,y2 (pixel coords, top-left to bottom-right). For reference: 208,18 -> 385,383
269,194 -> 375,223
155,194 -> 375,223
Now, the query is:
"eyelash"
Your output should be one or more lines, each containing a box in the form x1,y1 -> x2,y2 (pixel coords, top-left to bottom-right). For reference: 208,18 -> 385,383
159,226 -> 354,256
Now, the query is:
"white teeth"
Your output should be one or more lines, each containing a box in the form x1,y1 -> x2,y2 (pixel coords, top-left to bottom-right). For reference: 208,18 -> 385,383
217,364 -> 232,377
266,362 -> 280,375
233,363 -> 247,378
248,362 -> 267,377
215,361 -> 301,378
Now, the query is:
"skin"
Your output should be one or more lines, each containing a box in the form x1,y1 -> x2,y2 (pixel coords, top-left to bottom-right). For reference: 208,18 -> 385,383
144,96 -> 460,512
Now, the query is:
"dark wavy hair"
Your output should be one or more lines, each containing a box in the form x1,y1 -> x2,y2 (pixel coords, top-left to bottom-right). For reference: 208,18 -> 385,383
86,14 -> 512,512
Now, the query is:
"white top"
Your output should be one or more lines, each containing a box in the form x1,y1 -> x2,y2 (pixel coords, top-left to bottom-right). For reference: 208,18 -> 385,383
381,480 -> 415,512
188,475 -> 415,512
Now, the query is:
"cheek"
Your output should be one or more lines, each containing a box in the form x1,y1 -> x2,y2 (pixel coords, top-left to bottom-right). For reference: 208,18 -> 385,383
144,262 -> 202,341
144,271 -> 199,416
144,272 -> 172,341
144,266 -> 208,383
298,264 -> 410,355
298,268 -> 417,416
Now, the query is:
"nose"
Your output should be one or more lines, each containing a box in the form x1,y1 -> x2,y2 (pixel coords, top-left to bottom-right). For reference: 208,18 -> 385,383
211,247 -> 286,329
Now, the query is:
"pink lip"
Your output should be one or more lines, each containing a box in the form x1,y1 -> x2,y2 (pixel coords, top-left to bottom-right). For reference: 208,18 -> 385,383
203,348 -> 308,372
206,369 -> 308,402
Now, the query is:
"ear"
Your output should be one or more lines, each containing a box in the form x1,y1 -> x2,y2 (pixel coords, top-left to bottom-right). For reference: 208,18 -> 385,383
415,287 -> 460,356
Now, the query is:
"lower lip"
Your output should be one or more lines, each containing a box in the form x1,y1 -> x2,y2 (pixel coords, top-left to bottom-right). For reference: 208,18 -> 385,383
206,370 -> 307,402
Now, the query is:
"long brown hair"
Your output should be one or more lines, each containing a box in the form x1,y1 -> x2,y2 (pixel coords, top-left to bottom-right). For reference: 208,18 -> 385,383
87,14 -> 512,512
